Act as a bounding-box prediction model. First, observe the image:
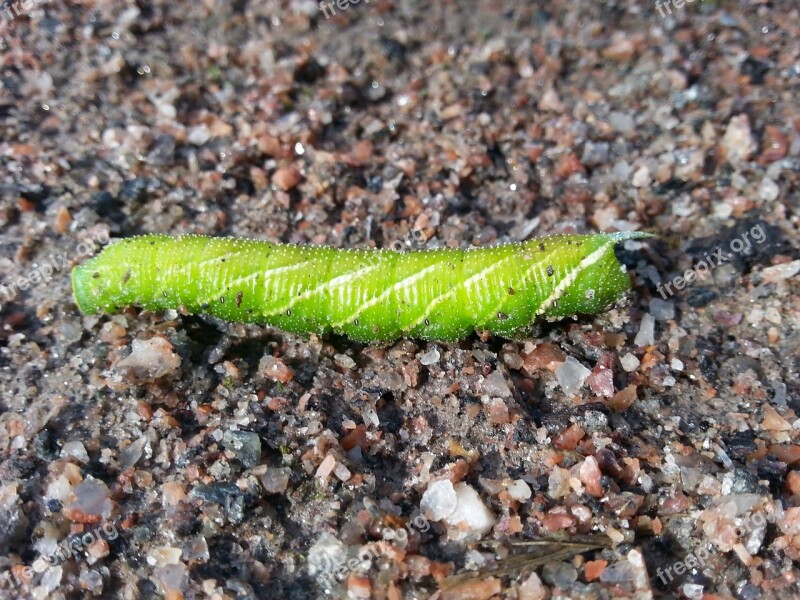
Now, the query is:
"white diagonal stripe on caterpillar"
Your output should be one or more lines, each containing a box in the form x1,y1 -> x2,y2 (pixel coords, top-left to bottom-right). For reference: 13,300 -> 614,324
187,245 -> 255,271
534,241 -> 614,317
475,249 -> 544,325
330,259 -> 445,329
195,260 -> 311,307
262,258 -> 385,318
401,251 -> 518,332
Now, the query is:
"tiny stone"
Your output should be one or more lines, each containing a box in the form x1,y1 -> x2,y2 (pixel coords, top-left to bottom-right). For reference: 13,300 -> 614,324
502,351 -> 524,370
39,565 -> 63,593
481,370 -> 512,398
759,177 -> 779,201
334,354 -> 357,369
542,561 -> 578,587
444,483 -> 496,540
484,397 -> 510,424
631,165 -> 651,187
259,355 -> 294,382
580,141 -> 610,166
418,347 -> 441,366
507,479 -> 532,502
307,533 -> 347,576
66,478 -> 113,522
421,479 -> 458,521
79,569 -> 102,593
649,298 -> 675,321
316,454 -> 337,480
608,111 -> 635,134
117,337 -> 181,381
334,463 -> 351,482
272,166 -> 303,191
0,484 -> 28,554
61,441 -> 89,463
761,260 -> 800,283
147,546 -> 183,567
518,572 -> 547,600
156,563 -> 186,592
183,536 -> 210,562
682,583 -> 705,600
599,557 -> 635,583
260,467 -> 290,494
722,114 -> 757,165
633,313 -> 656,346
555,356 -> 591,396
612,161 -> 631,181
222,430 -> 262,468
187,124 -> 211,145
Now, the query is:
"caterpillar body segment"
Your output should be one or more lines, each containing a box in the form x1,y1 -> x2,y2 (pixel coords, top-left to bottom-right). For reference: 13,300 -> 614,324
72,232 -> 650,343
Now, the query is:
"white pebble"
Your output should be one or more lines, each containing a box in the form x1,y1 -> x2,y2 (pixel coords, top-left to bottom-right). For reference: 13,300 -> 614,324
147,547 -> 182,567
506,479 -> 532,502
420,479 -> 458,521
117,337 -> 181,381
682,583 -> 705,600
620,354 -> 641,372
61,441 -> 89,463
722,114 -> 757,166
761,260 -> 800,283
759,177 -> 779,202
555,356 -> 591,396
445,483 -> 496,539
187,124 -> 211,146
634,313 -> 656,346
418,347 -> 440,365
334,354 -> 356,369
631,165 -> 651,188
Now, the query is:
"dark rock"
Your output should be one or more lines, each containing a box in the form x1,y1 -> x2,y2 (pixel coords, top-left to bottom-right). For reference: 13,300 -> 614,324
740,56 -> 770,85
686,288 -> 718,308
728,467 -> 761,494
756,456 -> 787,492
723,430 -> 757,462
294,58 -> 325,84
378,36 -> 407,62
119,177 -> 152,205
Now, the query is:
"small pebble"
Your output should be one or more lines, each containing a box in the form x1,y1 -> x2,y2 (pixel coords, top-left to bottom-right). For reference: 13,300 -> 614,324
555,356 -> 591,396
334,354 -> 356,369
418,347 -> 441,365
272,166 -> 303,191
722,114 -> 757,165
633,313 -> 656,346
60,441 -> 89,463
649,298 -> 675,321
187,124 -> 211,146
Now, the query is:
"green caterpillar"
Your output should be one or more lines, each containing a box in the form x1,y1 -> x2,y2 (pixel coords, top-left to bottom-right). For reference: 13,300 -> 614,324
71,232 -> 650,343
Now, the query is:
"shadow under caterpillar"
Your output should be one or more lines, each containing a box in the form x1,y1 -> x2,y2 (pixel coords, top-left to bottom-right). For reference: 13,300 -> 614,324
71,231 -> 652,343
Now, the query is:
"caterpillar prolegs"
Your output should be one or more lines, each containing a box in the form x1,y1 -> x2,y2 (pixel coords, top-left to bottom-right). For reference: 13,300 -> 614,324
71,232 -> 651,343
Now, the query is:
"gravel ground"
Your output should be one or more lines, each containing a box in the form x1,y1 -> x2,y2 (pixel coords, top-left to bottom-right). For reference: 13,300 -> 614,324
1,0 -> 799,599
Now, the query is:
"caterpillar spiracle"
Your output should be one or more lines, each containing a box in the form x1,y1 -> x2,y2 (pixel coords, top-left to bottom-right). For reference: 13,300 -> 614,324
71,232 -> 651,343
